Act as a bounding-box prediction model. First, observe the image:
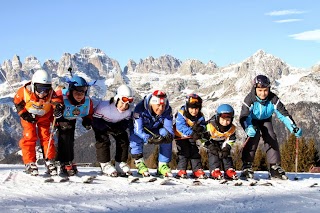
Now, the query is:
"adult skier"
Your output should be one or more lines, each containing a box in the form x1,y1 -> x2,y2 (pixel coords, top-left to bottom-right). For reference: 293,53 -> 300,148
130,90 -> 174,177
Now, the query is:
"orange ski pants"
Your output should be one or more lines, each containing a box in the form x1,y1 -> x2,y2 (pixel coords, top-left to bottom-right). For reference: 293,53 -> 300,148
19,116 -> 56,164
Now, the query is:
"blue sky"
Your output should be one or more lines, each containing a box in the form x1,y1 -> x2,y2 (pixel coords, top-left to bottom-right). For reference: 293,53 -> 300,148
0,0 -> 319,69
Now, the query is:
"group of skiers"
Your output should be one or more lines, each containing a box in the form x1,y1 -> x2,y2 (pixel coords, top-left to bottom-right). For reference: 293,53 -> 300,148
13,69 -> 303,180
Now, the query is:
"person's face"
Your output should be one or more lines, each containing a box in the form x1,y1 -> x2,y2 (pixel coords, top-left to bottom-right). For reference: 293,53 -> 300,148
219,116 -> 232,126
72,89 -> 86,102
256,87 -> 269,100
117,99 -> 130,112
188,107 -> 200,117
151,103 -> 166,116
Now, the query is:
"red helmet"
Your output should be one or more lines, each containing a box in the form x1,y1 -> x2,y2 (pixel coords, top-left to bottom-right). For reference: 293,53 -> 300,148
150,90 -> 167,105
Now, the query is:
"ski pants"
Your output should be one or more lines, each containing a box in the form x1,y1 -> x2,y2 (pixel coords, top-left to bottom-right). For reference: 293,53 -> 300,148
176,139 -> 202,172
93,128 -> 129,163
19,116 -> 56,164
242,118 -> 280,165
206,141 -> 233,172
55,119 -> 76,163
129,133 -> 172,163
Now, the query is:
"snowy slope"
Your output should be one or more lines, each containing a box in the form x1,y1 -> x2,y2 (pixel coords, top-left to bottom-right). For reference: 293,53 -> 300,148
1,164 -> 320,213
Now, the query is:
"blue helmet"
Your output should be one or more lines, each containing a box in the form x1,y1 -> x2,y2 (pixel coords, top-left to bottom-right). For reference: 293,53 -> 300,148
68,76 -> 88,88
216,104 -> 234,118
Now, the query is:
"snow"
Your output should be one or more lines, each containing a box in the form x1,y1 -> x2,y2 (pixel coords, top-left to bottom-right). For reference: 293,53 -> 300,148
1,164 -> 320,213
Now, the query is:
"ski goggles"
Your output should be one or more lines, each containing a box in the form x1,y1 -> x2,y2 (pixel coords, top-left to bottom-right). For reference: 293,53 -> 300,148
189,96 -> 199,104
34,84 -> 51,94
73,86 -> 88,94
121,96 -> 134,103
220,113 -> 233,119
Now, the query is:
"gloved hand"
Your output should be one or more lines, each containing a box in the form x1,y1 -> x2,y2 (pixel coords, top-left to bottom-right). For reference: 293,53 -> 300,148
57,121 -> 73,130
192,123 -> 205,133
147,135 -> 165,144
163,134 -> 173,143
191,131 -> 202,141
292,125 -> 302,138
221,145 -> 231,158
20,111 -> 36,123
82,119 -> 92,130
53,104 -> 65,118
245,125 -> 256,137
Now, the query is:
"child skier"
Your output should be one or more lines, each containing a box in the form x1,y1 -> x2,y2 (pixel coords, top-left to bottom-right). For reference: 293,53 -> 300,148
92,85 -> 134,177
174,94 -> 207,179
205,104 -> 238,180
239,74 -> 302,180
129,90 -> 174,177
55,75 -> 94,176
13,69 -> 63,176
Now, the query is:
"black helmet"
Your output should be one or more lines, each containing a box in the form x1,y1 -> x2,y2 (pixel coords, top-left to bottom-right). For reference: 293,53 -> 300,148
186,94 -> 202,109
254,75 -> 271,88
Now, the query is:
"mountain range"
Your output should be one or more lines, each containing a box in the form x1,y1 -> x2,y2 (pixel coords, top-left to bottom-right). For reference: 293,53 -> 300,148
0,47 -> 319,163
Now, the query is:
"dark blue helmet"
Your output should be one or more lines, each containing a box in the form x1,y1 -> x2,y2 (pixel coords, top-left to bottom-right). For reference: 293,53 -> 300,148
254,75 -> 270,88
186,94 -> 202,109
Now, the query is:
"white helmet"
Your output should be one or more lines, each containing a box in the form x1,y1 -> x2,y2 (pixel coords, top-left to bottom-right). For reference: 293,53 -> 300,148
31,69 -> 52,93
114,84 -> 134,103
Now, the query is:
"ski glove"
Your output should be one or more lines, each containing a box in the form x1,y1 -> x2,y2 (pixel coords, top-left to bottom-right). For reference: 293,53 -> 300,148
192,123 -> 205,134
292,125 -> 302,138
245,125 -> 256,137
221,145 -> 231,158
82,119 -> 92,130
163,134 -> 173,143
53,104 -> 65,118
148,135 -> 165,145
20,111 -> 36,123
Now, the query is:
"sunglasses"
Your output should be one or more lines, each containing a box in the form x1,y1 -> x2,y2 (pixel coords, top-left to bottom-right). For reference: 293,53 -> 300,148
35,84 -> 51,94
121,96 -> 134,103
220,113 -> 233,119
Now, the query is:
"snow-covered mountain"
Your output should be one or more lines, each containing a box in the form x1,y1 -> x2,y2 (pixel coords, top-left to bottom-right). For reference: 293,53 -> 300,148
0,47 -> 319,161
1,164 -> 320,212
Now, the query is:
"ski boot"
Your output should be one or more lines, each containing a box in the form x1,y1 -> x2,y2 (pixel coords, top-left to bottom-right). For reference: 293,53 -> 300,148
193,169 -> 207,179
45,159 -> 58,176
210,168 -> 223,180
135,158 -> 150,177
176,170 -> 187,179
60,162 -> 78,176
25,162 -> 38,176
269,164 -> 288,180
115,161 -> 131,176
224,168 -> 238,180
100,162 -> 118,177
240,162 -> 254,180
158,162 -> 173,177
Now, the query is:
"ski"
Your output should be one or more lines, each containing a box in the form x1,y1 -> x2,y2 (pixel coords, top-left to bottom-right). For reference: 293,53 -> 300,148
309,183 -> 318,188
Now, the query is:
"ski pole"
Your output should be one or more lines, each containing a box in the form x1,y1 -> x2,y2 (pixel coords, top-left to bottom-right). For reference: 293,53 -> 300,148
235,137 -> 250,165
45,116 -> 57,160
294,137 -> 299,180
144,127 -> 156,136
